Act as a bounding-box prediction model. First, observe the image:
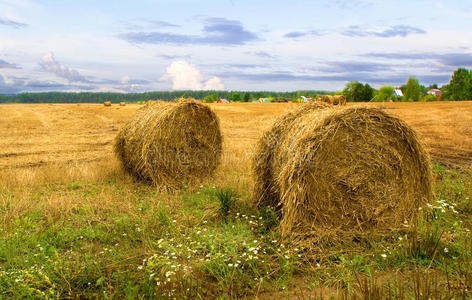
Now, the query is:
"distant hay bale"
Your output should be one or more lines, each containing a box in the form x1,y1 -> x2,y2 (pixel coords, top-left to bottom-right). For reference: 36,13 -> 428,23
333,95 -> 347,105
114,98 -> 222,190
253,101 -> 333,209
137,99 -> 166,112
319,95 -> 346,106
119,102 -> 126,106
320,95 -> 333,105
253,106 -> 432,241
104,101 -> 111,106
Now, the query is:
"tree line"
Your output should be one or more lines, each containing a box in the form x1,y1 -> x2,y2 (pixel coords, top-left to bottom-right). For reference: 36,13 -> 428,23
343,67 -> 472,102
1,68 -> 471,103
0,90 -> 331,104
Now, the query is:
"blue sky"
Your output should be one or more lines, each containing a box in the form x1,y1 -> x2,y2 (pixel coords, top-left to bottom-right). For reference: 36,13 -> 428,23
1,0 -> 472,93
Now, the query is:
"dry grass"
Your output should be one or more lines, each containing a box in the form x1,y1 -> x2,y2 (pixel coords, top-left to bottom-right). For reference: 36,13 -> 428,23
0,101 -> 471,219
254,105 -> 433,241
318,95 -> 346,105
114,99 -> 222,190
0,101 -> 471,298
253,101 -> 332,208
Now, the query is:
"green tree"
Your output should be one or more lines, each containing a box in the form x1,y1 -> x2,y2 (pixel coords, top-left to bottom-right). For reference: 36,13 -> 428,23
343,81 -> 374,102
374,85 -> 395,102
361,84 -> 375,101
203,94 -> 218,103
404,77 -> 421,101
445,68 -> 472,100
231,92 -> 241,102
243,92 -> 251,102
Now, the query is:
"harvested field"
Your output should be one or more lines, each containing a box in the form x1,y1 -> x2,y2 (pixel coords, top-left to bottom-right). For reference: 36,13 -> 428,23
0,102 -> 470,177
0,101 -> 471,298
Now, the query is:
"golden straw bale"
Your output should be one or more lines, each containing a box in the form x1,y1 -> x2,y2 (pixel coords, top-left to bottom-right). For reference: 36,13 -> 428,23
253,101 -> 333,209
253,106 -> 432,241
333,95 -> 347,105
114,98 -> 222,190
104,101 -> 111,106
119,102 -> 126,106
320,95 -> 333,105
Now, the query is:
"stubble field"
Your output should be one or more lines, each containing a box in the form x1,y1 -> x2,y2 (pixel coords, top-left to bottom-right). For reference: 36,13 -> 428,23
0,101 -> 471,298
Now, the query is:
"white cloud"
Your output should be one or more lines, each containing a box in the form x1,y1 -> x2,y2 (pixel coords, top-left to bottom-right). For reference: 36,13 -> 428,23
121,75 -> 130,84
204,76 -> 225,90
0,73 -> 22,93
39,52 -> 88,82
93,86 -> 127,93
160,61 -> 225,90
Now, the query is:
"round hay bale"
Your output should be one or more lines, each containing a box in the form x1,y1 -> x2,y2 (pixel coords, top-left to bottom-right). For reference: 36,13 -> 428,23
253,106 -> 432,241
320,95 -> 334,105
119,102 -> 126,106
333,95 -> 347,105
114,99 -> 222,190
253,101 -> 333,209
104,101 -> 111,106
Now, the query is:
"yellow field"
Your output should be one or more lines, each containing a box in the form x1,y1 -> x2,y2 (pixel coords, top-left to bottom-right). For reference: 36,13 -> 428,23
1,101 -> 470,218
1,101 -> 471,298
1,101 -> 471,179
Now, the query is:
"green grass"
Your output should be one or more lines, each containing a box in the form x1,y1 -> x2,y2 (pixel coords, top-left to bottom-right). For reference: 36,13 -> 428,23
0,164 -> 471,298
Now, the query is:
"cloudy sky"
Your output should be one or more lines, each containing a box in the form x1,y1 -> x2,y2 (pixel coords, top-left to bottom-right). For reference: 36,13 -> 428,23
1,0 -> 472,93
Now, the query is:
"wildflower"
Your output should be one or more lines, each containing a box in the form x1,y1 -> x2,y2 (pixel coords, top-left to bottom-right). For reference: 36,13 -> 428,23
381,254 -> 387,259
444,248 -> 449,253
137,266 -> 143,270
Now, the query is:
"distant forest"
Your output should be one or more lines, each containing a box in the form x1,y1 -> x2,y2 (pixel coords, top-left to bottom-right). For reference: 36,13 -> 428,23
0,90 -> 331,104
1,67 -> 471,103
